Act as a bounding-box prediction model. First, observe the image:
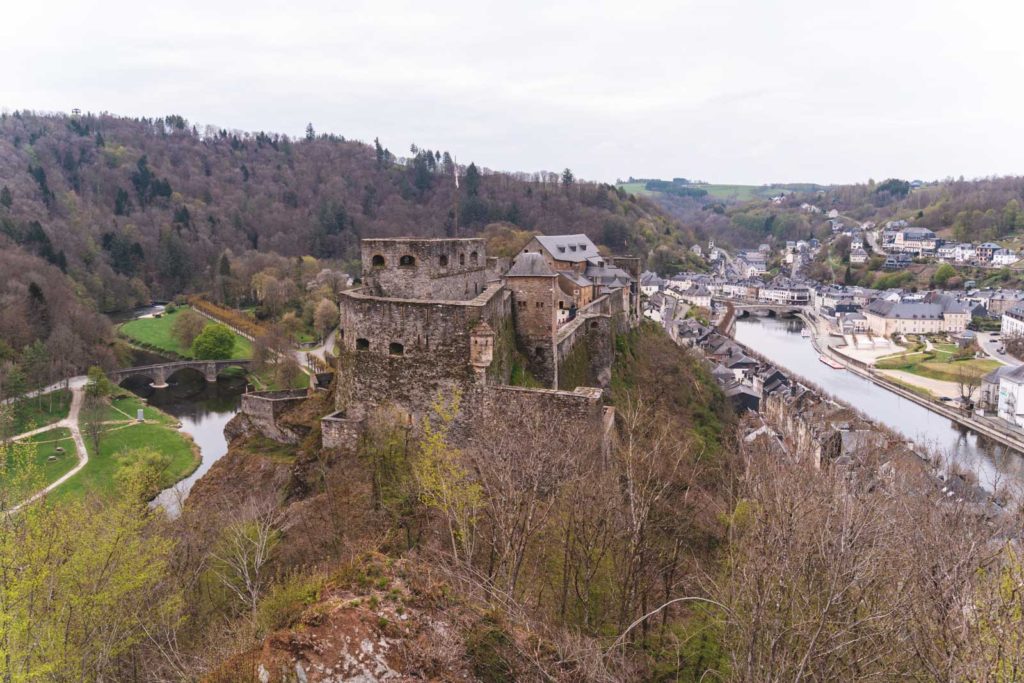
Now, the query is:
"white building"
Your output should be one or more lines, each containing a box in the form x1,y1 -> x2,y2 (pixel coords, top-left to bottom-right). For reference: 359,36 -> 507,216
892,227 -> 938,256
955,243 -> 976,263
1001,307 -> 1024,338
677,285 -> 712,309
993,249 -> 1019,266
997,365 -> 1024,427
850,248 -> 868,265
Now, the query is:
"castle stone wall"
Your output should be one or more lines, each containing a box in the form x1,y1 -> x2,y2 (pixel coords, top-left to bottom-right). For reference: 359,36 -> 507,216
239,390 -> 308,444
506,274 -> 559,387
336,284 -> 512,419
321,411 -> 365,452
555,313 -> 614,391
361,238 -> 489,300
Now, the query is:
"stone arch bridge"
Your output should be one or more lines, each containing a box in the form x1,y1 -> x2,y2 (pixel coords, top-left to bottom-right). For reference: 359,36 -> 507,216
110,359 -> 252,388
727,302 -> 807,318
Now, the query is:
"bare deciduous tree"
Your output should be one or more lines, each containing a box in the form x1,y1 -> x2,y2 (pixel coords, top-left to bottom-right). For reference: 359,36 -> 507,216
209,498 -> 288,615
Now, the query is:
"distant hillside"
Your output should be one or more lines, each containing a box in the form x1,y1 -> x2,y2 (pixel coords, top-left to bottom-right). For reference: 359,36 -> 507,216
0,111 -> 702,370
619,178 -> 825,203
621,174 -> 1024,250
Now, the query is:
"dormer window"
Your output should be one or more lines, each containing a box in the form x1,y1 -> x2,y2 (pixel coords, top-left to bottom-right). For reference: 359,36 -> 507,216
569,245 -> 577,252
558,246 -> 565,253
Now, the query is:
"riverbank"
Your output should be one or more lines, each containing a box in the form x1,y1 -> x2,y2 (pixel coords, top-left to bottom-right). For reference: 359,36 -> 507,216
734,316 -> 1024,494
795,312 -> 1024,456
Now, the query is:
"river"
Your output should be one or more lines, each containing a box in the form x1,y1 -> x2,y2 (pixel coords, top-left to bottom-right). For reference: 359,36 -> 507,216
113,304 -> 244,515
121,373 -> 243,516
735,316 -> 1024,491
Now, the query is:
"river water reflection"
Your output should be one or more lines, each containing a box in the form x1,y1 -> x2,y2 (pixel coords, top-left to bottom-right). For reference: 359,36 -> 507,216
735,316 -> 1024,491
122,373 -> 243,516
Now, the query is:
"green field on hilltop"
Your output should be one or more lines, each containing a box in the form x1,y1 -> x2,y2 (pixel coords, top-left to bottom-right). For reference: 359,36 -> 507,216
119,306 -> 252,359
618,181 -> 824,202
617,182 -> 653,196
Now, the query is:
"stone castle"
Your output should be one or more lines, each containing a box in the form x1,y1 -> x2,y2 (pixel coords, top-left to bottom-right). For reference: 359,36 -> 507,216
316,234 -> 640,449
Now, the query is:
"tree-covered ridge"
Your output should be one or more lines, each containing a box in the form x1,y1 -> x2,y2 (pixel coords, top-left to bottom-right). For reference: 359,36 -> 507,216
637,174 -> 1024,249
0,111 -> 695,311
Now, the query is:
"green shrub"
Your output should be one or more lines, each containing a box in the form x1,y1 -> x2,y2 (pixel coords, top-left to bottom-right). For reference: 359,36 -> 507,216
256,572 -> 324,633
465,612 -> 517,683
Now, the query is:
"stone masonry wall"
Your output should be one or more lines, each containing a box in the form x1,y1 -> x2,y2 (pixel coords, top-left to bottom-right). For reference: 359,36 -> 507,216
240,390 -> 309,444
454,385 -> 608,452
506,274 -> 559,387
321,411 -> 365,452
336,284 -> 511,420
361,238 -> 489,301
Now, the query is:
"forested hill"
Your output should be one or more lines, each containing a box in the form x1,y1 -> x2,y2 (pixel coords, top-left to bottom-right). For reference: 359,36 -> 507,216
0,111 -> 694,310
0,110 -> 701,372
634,175 -> 1024,249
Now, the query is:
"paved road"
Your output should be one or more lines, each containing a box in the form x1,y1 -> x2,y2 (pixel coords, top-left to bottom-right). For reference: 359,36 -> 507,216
977,331 -> 1019,367
9,384 -> 88,512
294,328 -> 338,372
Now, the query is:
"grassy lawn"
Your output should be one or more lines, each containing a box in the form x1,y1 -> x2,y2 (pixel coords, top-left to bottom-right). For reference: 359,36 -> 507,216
6,389 -> 72,434
4,427 -> 78,489
875,352 -> 999,383
247,365 -> 310,391
104,393 -> 177,425
58,419 -> 198,501
875,351 -> 930,367
119,306 -> 253,359
881,375 -> 936,400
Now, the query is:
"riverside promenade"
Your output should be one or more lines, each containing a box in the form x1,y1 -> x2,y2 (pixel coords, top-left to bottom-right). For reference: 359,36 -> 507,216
797,312 -> 1024,455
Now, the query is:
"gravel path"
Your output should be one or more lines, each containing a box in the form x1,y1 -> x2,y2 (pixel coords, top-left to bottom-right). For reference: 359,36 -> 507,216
9,385 -> 89,512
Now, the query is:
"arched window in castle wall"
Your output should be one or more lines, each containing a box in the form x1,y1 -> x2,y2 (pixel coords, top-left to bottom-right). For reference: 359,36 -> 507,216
439,254 -> 449,267
356,338 -> 370,351
459,253 -> 466,266
470,251 -> 479,265
399,255 -> 416,267
389,342 -> 404,356
371,254 -> 385,268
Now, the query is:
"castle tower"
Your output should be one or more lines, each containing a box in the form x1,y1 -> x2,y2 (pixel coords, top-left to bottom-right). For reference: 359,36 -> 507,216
505,252 -> 559,387
470,321 -> 496,386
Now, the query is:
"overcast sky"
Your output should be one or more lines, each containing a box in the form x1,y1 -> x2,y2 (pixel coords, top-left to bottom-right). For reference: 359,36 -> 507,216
3,0 -> 1023,185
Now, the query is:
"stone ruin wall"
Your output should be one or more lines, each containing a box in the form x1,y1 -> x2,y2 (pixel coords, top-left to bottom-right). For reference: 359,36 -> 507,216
239,390 -> 309,445
555,312 -> 614,392
361,238 -> 490,301
336,284 -> 513,421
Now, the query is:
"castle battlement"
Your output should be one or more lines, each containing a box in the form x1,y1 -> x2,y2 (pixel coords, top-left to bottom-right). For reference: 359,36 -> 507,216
324,235 -> 639,453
